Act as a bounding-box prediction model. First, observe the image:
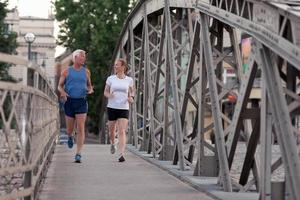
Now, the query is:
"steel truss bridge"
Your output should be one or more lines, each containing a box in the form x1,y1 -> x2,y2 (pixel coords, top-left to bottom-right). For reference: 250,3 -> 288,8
1,0 -> 300,199
104,0 -> 300,199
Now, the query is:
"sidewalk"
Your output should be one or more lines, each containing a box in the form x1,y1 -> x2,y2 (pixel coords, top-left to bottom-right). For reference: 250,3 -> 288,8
38,145 -> 214,200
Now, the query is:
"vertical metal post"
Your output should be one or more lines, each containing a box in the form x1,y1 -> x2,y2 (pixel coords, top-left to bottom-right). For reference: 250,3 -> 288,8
259,73 -> 272,200
157,13 -> 172,161
24,93 -> 32,200
142,48 -> 148,151
27,41 -> 34,87
143,4 -> 155,157
199,12 -> 232,192
164,0 -> 185,170
129,21 -> 139,148
24,137 -> 32,200
28,42 -> 31,61
254,40 -> 300,200
196,22 -> 205,175
163,50 -> 171,160
135,30 -> 145,150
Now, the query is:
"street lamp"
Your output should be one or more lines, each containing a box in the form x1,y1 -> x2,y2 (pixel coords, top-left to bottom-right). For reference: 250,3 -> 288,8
24,32 -> 35,61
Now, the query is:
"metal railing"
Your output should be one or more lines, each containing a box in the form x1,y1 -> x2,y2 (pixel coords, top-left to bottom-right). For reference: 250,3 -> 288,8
0,53 -> 59,200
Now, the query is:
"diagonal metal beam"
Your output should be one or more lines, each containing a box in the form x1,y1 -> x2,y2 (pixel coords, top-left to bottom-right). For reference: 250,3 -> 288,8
226,52 -> 257,168
173,14 -> 201,166
200,12 -> 232,192
239,117 -> 260,186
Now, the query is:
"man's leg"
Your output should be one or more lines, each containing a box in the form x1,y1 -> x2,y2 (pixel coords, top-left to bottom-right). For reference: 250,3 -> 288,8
65,116 -> 75,148
66,116 -> 75,135
75,113 -> 87,155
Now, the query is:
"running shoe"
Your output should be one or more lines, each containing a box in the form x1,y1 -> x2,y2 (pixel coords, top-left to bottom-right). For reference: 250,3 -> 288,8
74,154 -> 81,163
67,136 -> 74,148
118,154 -> 125,162
110,144 -> 116,154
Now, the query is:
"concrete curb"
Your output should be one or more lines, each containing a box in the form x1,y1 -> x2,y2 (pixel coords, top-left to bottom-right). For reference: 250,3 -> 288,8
127,145 -> 221,200
127,145 -> 259,200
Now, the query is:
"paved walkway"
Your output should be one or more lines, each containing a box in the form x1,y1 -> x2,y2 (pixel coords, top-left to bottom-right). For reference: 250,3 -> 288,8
39,145 -> 214,200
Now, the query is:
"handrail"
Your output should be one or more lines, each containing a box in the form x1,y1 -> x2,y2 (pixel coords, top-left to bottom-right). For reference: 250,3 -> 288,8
0,53 -> 59,200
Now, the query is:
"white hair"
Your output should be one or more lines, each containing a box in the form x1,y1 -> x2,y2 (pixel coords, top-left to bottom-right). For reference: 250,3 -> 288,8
72,49 -> 85,62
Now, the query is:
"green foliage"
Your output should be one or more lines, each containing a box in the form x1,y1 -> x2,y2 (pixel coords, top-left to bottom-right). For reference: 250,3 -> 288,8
54,0 -> 137,134
0,0 -> 18,81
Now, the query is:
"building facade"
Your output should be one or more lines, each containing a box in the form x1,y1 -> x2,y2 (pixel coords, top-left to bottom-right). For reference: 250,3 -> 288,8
4,8 -> 56,88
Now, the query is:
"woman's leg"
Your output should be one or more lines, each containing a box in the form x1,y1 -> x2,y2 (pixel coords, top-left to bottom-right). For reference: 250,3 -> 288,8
117,118 -> 128,154
108,120 -> 117,144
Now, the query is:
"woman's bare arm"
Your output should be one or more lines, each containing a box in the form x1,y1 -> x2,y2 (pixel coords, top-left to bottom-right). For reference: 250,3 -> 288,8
104,84 -> 113,98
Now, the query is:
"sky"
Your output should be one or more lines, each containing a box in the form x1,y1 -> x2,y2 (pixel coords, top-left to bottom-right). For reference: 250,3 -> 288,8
8,0 -> 54,18
8,0 -> 65,57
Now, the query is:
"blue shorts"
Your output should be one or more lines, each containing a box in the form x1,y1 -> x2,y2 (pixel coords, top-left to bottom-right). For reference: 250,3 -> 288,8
64,98 -> 88,118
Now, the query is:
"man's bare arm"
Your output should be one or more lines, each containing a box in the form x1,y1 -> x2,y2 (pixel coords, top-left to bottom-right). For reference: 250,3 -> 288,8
57,71 -> 68,100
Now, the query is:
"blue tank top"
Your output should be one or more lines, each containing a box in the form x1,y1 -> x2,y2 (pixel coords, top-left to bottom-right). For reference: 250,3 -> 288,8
64,66 -> 87,98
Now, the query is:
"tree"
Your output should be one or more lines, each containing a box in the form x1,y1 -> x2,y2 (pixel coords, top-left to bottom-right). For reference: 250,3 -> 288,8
54,0 -> 136,134
0,1 -> 18,81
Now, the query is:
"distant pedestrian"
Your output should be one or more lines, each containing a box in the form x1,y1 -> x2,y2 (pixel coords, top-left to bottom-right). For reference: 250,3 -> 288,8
58,49 -> 93,163
104,58 -> 134,162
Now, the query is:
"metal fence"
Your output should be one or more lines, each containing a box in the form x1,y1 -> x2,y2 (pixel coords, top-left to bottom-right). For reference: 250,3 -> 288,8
0,53 -> 59,200
105,0 -> 300,199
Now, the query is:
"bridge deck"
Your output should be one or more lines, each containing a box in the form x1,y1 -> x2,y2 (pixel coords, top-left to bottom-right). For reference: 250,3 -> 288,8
38,145 -> 213,200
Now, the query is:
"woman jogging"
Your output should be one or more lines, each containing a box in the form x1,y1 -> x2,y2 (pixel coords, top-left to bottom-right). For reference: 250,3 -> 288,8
104,58 -> 134,162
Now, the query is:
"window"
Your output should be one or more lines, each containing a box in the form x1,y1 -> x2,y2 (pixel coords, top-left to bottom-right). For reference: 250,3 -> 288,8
3,23 -> 12,38
31,52 -> 38,63
3,23 -> 9,34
